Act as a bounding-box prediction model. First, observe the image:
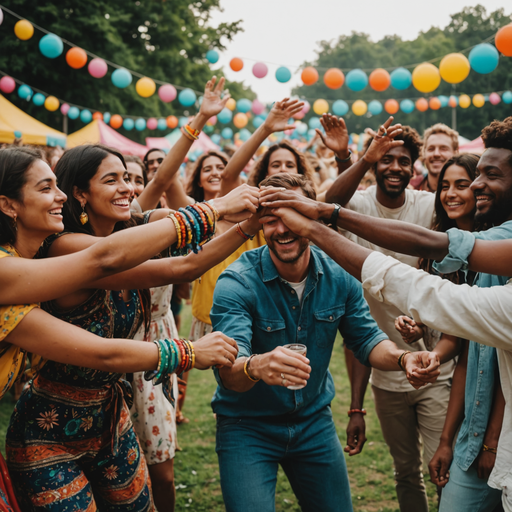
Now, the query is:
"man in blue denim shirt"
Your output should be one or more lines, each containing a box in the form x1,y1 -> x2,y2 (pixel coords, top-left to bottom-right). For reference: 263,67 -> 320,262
211,174 -> 439,512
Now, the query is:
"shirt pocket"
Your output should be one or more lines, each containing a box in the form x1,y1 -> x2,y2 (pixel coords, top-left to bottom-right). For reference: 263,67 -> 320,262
314,305 -> 345,348
253,317 -> 287,350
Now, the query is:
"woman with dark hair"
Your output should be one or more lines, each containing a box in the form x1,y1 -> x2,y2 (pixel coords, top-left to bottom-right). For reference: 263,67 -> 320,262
2,142 -> 261,510
143,148 -> 166,182
125,154 -> 148,200
186,149 -> 229,202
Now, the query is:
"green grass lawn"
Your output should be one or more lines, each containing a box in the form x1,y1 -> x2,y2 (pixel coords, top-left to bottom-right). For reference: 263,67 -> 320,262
0,304 -> 439,511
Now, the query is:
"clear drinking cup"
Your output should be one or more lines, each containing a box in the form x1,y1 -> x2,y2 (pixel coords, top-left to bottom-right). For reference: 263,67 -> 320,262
283,343 -> 308,390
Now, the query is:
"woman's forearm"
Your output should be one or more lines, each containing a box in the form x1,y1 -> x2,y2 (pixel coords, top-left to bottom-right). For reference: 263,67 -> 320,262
433,335 -> 462,364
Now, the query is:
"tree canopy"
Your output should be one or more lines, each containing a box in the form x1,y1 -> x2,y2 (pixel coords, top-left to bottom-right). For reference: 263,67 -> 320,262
292,5 -> 512,139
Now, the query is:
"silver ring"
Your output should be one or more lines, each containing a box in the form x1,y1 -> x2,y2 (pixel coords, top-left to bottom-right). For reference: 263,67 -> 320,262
282,378 -> 287,387
281,372 -> 286,380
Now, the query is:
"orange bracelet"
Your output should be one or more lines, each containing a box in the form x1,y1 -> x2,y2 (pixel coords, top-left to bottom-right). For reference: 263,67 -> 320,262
347,409 -> 367,417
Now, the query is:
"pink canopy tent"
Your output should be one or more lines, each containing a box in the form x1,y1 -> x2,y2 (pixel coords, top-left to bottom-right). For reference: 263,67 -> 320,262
67,120 -> 149,158
146,130 -> 219,153
459,136 -> 485,154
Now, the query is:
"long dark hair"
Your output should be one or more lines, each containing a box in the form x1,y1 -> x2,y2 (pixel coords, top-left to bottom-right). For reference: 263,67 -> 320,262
248,140 -> 316,187
0,147 -> 44,245
186,150 -> 229,202
53,144 -> 151,334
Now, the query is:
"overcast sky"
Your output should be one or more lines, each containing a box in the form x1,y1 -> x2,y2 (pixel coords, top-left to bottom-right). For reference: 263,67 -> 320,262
208,0 -> 510,102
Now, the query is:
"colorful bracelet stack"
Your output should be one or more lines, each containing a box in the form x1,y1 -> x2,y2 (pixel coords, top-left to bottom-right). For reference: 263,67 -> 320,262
181,124 -> 200,141
144,338 -> 196,385
236,223 -> 255,241
168,202 -> 217,256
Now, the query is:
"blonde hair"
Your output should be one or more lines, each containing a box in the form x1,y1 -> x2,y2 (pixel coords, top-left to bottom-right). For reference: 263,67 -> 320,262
422,124 -> 459,157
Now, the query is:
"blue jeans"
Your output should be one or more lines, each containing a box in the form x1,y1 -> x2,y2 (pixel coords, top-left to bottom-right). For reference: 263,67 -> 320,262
215,406 -> 352,512
439,460 -> 502,512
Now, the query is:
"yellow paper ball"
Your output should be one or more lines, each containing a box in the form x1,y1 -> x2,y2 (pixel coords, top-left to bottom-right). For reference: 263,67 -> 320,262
412,63 -> 441,93
14,20 -> 34,41
313,99 -> 329,115
472,94 -> 485,108
352,100 -> 368,116
439,53 -> 470,84
135,77 -> 156,98
44,96 -> 60,112
226,98 -> 237,111
459,94 -> 471,109
233,112 -> 248,129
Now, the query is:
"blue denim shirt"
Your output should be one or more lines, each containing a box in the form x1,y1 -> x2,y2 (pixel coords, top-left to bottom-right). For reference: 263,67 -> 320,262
210,245 -> 388,419
434,221 -> 512,470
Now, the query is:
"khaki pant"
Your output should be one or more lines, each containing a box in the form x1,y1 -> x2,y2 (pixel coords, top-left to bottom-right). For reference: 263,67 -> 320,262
372,381 -> 451,512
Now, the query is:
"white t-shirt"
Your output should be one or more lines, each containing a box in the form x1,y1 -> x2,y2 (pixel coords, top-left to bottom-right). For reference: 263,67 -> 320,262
345,185 -> 454,392
282,276 -> 307,303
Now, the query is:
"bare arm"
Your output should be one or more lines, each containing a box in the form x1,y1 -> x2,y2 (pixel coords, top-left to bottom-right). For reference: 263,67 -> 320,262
433,334 -> 462,364
468,239 -> 512,275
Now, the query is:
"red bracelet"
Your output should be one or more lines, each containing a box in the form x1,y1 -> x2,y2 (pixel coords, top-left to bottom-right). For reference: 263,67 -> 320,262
347,409 -> 367,417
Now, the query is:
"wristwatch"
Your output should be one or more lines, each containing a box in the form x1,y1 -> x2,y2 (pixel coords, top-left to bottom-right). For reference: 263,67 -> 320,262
328,203 -> 341,226
335,149 -> 352,163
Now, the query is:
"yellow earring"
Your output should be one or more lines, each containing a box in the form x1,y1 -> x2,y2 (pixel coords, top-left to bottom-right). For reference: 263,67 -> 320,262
80,204 -> 89,225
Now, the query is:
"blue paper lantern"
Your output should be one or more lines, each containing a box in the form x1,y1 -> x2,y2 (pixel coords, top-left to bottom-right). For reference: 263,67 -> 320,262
297,123 -> 308,135
237,98 -> 252,113
390,67 -> 412,90
275,66 -> 292,83
368,100 -> 383,115
103,112 -> 111,124
503,91 -> 512,104
222,127 -> 233,139
203,124 -> 214,134
211,134 -> 222,145
206,50 -> 219,64
135,118 -> 146,131
13,130 -> 22,139
332,100 -> 349,116
239,128 -> 251,142
469,44 -> 499,74
400,99 -> 415,113
157,118 -> 167,130
179,117 -> 188,128
18,84 -> 32,100
217,108 -> 233,124
111,68 -> 132,88
39,34 -> 63,59
345,69 -> 368,92
253,116 -> 264,128
80,109 -> 92,123
123,118 -> 135,131
438,95 -> 449,108
68,106 -> 80,120
178,88 -> 197,107
307,129 -> 316,141
32,93 -> 45,106
308,117 -> 321,130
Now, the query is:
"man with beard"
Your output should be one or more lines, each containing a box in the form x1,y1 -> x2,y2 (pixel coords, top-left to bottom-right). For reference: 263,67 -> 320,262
324,117 -> 447,512
208,173 -> 439,512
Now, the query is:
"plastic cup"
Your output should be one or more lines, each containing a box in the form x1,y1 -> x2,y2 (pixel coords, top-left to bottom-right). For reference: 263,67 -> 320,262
283,343 -> 308,390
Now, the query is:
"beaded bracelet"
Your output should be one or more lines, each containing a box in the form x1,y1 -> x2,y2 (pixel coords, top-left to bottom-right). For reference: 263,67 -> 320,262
183,124 -> 200,140
206,200 -> 220,222
347,409 -> 367,417
236,223 -> 255,241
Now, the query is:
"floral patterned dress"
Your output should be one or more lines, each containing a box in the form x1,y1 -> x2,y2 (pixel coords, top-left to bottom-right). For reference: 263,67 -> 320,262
5,289 -> 154,512
130,285 -> 178,465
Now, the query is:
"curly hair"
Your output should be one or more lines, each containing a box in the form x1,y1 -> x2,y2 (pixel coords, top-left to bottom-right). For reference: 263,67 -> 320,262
481,117 -> 512,167
248,140 -> 316,187
186,150 -> 230,202
422,123 -> 459,157
363,125 -> 423,168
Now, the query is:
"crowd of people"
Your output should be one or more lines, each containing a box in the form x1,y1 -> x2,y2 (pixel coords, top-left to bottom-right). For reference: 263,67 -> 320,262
0,73 -> 511,512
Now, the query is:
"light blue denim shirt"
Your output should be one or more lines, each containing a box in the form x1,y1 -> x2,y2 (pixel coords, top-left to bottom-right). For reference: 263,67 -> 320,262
434,221 -> 512,470
210,245 -> 388,419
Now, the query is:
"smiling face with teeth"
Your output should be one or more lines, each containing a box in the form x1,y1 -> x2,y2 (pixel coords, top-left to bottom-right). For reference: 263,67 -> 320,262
374,146 -> 413,203
439,164 -> 475,227
198,156 -> 226,200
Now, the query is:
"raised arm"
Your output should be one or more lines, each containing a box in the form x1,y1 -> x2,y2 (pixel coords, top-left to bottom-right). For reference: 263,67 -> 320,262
219,98 -> 304,196
137,77 -> 230,211
314,114 -> 352,175
325,117 -> 403,206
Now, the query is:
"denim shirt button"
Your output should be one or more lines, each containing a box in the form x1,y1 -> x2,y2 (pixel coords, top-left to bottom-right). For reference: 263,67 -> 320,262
291,290 -> 295,294
329,316 -> 333,320
480,370 -> 483,374
474,432 -> 479,437
476,401 -> 480,405
267,327 -> 271,331
298,326 -> 302,331
292,306 -> 296,310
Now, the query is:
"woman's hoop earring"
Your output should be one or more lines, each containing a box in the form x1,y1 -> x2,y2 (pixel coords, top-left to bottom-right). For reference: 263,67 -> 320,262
80,204 -> 89,225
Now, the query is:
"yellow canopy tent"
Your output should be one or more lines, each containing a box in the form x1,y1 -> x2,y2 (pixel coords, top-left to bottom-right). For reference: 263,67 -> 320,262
0,94 -> 66,147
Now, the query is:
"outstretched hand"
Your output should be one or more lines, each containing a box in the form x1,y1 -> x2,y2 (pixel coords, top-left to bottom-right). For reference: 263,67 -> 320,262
193,331 -> 238,369
403,351 -> 441,389
363,117 -> 403,164
263,98 -> 304,133
199,76 -> 231,119
317,114 -> 350,157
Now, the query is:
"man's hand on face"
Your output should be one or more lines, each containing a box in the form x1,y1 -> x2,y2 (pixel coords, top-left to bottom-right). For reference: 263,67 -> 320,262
249,347 -> 311,388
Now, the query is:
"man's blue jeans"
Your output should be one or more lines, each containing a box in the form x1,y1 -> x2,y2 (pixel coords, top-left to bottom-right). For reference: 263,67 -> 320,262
215,406 -> 353,512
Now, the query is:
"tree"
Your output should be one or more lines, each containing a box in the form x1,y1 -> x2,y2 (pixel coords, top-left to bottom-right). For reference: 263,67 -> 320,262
292,5 -> 512,139
0,0 -> 254,141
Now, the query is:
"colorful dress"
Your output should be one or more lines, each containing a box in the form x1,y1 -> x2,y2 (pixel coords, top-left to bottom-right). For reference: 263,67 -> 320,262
130,285 -> 178,465
6,287 -> 154,511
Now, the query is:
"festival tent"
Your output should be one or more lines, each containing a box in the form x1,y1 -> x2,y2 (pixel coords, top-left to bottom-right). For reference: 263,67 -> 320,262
459,136 -> 485,154
0,94 -> 66,146
67,119 -> 149,158
145,130 -> 219,153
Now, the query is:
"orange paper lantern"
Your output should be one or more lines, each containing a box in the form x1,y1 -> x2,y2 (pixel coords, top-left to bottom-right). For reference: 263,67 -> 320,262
167,116 -> 178,129
384,99 -> 399,114
92,112 -> 103,121
369,68 -> 391,92
496,24 -> 512,57
230,58 -> 244,72
66,47 -> 88,69
416,98 -> 429,112
301,67 -> 319,86
429,97 -> 441,110
110,114 -> 123,129
323,68 -> 344,89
